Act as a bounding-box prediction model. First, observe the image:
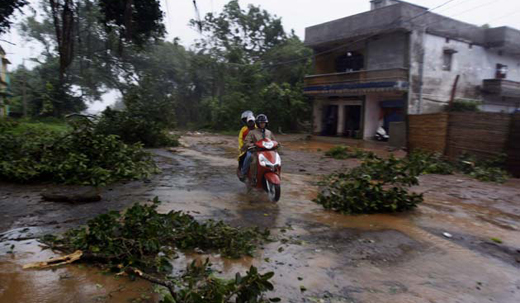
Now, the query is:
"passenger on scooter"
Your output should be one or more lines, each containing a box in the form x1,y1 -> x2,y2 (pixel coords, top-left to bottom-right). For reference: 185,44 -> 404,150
240,114 -> 276,183
238,113 -> 256,171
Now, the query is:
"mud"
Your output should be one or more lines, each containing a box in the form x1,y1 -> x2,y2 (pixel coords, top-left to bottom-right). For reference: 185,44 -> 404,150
1,133 -> 520,302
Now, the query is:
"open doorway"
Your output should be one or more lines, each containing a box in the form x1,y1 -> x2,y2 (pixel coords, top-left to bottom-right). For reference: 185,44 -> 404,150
344,105 -> 362,138
321,105 -> 338,136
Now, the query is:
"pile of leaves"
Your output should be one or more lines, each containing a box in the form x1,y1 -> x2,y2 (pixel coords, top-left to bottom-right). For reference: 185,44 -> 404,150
457,153 -> 510,183
315,174 -> 423,214
324,145 -> 378,160
42,198 -> 277,302
0,119 -> 157,186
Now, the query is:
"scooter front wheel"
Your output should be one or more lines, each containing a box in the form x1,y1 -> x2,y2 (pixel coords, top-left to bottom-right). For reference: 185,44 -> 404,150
266,180 -> 281,202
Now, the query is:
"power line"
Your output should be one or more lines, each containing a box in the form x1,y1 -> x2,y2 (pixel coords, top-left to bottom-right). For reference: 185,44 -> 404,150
422,0 -> 502,28
485,7 -> 520,25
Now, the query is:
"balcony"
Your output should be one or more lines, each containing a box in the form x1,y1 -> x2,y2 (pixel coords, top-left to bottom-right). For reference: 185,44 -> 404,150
303,68 -> 409,96
482,79 -> 520,99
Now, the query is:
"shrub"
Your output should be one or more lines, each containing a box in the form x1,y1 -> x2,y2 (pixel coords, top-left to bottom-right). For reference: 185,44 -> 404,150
0,119 -> 157,186
445,99 -> 481,112
96,108 -> 179,148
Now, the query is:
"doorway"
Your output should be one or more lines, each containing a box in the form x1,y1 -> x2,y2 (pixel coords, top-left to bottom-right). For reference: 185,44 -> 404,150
321,105 -> 338,136
344,105 -> 362,138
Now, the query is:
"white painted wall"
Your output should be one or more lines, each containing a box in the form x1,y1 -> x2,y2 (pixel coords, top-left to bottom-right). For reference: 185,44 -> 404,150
363,94 -> 381,139
418,33 -> 520,113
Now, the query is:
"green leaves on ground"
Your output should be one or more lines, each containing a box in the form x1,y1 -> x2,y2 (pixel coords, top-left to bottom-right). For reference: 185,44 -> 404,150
41,198 -> 276,302
0,119 -> 156,186
456,153 -> 509,183
159,260 -> 278,303
41,198 -> 270,271
315,150 -> 510,214
324,146 -> 377,160
315,173 -> 423,215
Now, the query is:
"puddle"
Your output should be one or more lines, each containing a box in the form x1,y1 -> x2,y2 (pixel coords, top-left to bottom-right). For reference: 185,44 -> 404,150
0,239 -> 157,303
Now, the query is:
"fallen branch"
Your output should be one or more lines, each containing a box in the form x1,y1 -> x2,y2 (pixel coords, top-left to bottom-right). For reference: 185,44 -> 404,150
125,267 -> 178,300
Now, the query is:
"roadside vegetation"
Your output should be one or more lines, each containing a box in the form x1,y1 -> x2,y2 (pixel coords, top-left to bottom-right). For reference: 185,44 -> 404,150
316,150 -> 509,214
0,118 -> 157,186
41,198 -> 278,302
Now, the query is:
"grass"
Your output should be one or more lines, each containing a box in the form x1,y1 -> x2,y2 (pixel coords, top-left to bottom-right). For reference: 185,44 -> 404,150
8,118 -> 70,135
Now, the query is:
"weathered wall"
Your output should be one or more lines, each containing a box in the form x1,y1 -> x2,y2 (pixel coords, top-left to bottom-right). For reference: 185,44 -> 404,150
366,32 -> 408,70
408,113 -> 448,153
417,33 -> 520,113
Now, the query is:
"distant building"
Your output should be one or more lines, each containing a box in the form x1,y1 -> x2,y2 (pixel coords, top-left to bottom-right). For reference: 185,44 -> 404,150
304,0 -> 520,139
0,45 -> 12,117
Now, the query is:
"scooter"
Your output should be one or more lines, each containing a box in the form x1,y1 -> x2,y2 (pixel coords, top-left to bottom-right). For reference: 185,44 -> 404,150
375,126 -> 389,141
237,138 -> 282,202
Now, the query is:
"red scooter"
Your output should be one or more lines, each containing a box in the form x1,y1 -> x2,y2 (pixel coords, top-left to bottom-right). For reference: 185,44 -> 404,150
237,138 -> 281,202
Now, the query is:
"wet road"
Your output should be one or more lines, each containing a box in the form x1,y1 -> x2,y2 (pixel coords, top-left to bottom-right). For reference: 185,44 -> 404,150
1,133 -> 520,302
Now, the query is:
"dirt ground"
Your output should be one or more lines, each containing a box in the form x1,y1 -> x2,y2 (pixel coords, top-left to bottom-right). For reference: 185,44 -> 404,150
1,133 -> 520,303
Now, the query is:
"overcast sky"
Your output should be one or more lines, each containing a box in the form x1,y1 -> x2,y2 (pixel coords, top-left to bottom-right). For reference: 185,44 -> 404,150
1,0 -> 520,111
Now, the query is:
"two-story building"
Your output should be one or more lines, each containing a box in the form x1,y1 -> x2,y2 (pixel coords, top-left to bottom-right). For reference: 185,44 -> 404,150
304,0 -> 520,140
0,45 -> 12,117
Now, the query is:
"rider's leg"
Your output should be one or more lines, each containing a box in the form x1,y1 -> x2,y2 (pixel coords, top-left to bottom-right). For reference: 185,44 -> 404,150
241,151 -> 252,176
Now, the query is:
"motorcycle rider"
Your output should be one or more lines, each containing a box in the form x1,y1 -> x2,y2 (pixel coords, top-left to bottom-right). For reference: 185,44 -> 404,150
240,114 -> 276,184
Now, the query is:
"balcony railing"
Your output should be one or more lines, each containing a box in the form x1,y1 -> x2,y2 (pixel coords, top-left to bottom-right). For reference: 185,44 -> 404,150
303,68 -> 409,95
482,79 -> 520,99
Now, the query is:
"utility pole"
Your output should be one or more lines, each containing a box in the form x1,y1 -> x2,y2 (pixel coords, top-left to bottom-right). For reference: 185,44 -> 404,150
22,59 -> 27,118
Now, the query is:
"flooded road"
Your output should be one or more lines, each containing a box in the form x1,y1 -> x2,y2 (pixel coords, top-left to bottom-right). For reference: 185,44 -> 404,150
1,133 -> 520,302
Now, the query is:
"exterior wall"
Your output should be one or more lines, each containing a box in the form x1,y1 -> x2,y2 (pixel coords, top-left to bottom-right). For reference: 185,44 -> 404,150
363,94 -> 381,139
312,98 -> 324,134
366,32 -> 408,70
418,33 -> 520,113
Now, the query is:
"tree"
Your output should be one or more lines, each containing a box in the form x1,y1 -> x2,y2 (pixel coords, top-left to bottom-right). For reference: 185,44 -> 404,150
42,0 -> 165,82
188,0 -> 312,131
0,0 -> 28,35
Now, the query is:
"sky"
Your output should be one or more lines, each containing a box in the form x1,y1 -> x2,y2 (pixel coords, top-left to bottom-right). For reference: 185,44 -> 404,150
2,0 -> 520,112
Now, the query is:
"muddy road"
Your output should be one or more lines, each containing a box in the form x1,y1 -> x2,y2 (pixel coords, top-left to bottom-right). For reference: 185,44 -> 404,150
1,133 -> 520,303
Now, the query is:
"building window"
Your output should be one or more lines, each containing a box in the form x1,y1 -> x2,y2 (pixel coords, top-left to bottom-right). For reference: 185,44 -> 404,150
442,51 -> 453,71
496,64 -> 508,79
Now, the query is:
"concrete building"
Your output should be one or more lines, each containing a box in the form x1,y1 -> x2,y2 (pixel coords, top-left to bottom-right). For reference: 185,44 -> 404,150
304,0 -> 520,140
0,45 -> 12,117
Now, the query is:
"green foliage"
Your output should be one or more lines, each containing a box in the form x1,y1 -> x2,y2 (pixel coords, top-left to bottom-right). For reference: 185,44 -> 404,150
445,99 -> 481,112
42,197 -> 270,268
315,174 -> 423,215
159,259 -> 278,303
95,81 -> 179,147
324,145 -> 377,160
457,153 -> 509,183
0,119 -> 156,186
99,0 -> 165,47
43,198 -> 276,302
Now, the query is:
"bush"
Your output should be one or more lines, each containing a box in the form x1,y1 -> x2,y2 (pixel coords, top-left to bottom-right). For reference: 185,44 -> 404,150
0,119 -> 157,186
96,108 -> 179,148
445,99 -> 481,112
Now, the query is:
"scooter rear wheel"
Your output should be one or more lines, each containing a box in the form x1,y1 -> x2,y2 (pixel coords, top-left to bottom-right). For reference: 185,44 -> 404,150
266,180 -> 281,202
